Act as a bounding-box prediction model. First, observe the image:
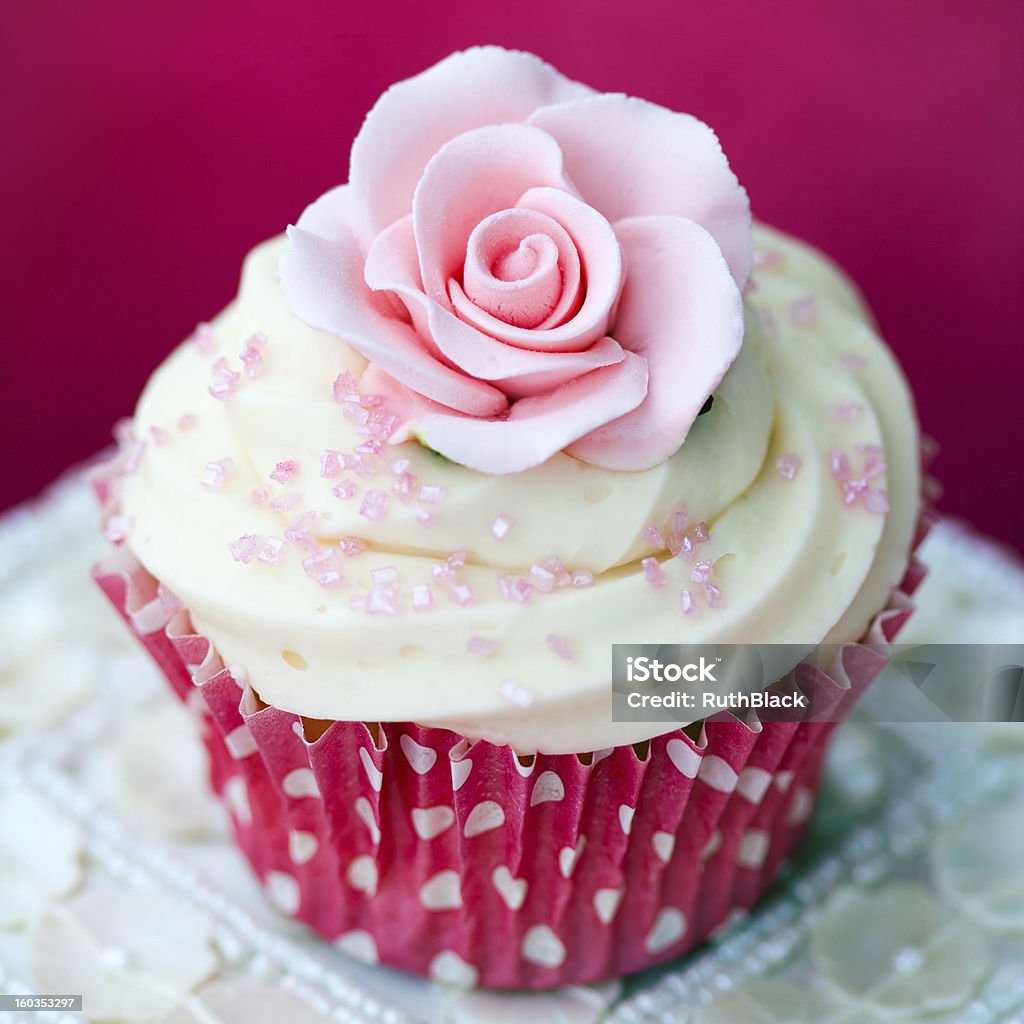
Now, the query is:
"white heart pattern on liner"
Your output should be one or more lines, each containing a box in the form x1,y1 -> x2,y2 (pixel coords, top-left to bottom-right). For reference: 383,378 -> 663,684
491,866 -> 528,910
738,828 -> 770,869
281,767 -> 321,799
558,837 -> 586,879
429,950 -> 479,988
287,830 -> 318,865
346,855 -> 378,896
521,925 -> 566,968
593,887 -> 623,924
451,757 -> 473,791
420,870 -> 462,911
335,930 -> 378,965
666,737 -> 702,778
645,907 -> 687,953
736,766 -> 773,803
698,754 -> 739,793
358,747 -> 383,791
530,771 -> 565,806
223,776 -> 251,826
618,804 -> 635,835
411,804 -> 456,840
265,871 -> 301,914
463,800 -> 505,838
400,734 -> 437,775
354,797 -> 381,844
652,831 -> 675,863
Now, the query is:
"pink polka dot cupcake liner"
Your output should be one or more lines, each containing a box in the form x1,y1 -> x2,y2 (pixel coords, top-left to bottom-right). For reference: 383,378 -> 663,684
93,517 -> 929,989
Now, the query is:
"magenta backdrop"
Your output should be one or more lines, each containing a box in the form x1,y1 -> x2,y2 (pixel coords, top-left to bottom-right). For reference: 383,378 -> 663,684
2,1 -> 1022,551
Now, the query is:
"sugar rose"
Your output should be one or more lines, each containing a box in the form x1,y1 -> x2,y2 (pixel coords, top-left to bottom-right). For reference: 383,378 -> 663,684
281,47 -> 751,473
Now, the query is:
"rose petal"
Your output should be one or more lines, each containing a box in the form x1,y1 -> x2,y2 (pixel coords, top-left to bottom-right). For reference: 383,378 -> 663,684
349,47 -> 592,249
412,123 -> 576,307
529,94 -> 752,287
449,186 -> 623,353
568,215 -> 744,470
366,216 -> 626,398
365,354 -> 649,473
279,190 -> 507,417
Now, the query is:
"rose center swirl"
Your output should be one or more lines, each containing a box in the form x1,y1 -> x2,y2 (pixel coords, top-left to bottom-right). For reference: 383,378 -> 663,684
459,208 -> 583,330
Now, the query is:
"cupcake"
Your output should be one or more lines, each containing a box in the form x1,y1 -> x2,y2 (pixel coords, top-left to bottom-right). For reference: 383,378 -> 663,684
94,47 -> 924,988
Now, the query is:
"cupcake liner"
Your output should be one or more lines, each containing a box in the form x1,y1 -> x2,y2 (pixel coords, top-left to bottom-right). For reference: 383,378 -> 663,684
93,515 -> 931,989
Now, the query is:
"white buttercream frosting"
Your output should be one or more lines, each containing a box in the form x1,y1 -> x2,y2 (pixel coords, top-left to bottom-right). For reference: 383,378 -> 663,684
120,224 -> 919,753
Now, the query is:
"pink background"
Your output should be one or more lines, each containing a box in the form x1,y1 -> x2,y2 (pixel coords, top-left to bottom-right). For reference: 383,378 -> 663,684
2,1 -> 1022,551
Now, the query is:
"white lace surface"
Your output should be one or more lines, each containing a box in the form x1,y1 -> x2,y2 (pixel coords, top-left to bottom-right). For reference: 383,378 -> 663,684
0,471 -> 1022,1024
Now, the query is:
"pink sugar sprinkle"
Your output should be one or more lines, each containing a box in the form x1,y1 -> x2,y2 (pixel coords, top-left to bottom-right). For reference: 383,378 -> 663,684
332,479 -> 358,500
228,534 -> 260,563
343,403 -> 370,426
448,551 -> 467,570
498,679 -> 535,708
680,589 -> 698,616
451,583 -> 475,607
863,456 -> 887,481
510,578 -> 534,604
270,460 -> 298,483
371,566 -> 398,588
359,489 -> 389,522
390,459 -> 412,475
842,478 -> 869,505
529,564 -> 556,593
671,505 -> 689,536
367,586 -> 400,616
355,439 -> 382,456
690,522 -> 709,543
338,537 -> 367,558
209,358 -> 241,400
362,409 -> 397,441
788,294 -> 819,326
775,453 -> 802,480
239,333 -> 266,379
571,570 -> 594,587
258,537 -> 285,565
758,305 -> 778,340
864,488 -> 890,514
331,372 -> 359,401
704,582 -> 724,608
303,547 -> 342,581
411,584 -> 433,612
540,555 -> 572,588
418,484 -> 447,505
678,535 -> 697,561
415,509 -> 433,527
690,559 -> 713,584
491,515 -> 512,541
177,413 -> 198,432
753,248 -> 785,270
285,510 -> 317,540
343,392 -> 382,409
341,453 -> 378,480
251,487 -> 272,507
270,492 -> 301,512
832,401 -> 863,421
642,557 -> 667,587
393,472 -> 418,504
104,515 -> 132,543
546,634 -> 574,661
190,322 -> 216,355
830,448 -> 850,480
150,426 -> 172,447
432,562 -> 456,586
201,458 -> 234,490
320,450 -> 342,479
643,524 -> 666,549
467,635 -> 498,656
495,574 -> 511,600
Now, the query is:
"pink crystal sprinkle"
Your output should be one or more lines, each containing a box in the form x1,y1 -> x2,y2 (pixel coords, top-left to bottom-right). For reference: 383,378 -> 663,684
788,294 -> 819,326
775,453 -> 803,480
149,426 -> 172,447
303,548 -> 342,581
190,322 -> 216,355
498,679 -> 535,708
228,533 -> 260,563
671,505 -> 689,536
331,372 -> 359,401
829,448 -> 850,480
361,409 -> 397,441
258,537 -> 285,565
448,551 -> 467,570
367,587 -> 400,616
571,570 -> 593,587
466,635 -> 498,656
410,584 -> 433,612
239,333 -> 266,379
270,460 -> 298,483
320,450 -> 342,479
285,511 -> 318,548
251,487 -> 272,507
704,582 -> 724,608
832,401 -> 863,420
339,537 -> 367,558
418,483 -> 447,505
541,555 -> 572,588
491,516 -> 512,541
209,358 -> 241,400
864,488 -> 890,514
393,472 -> 418,503
680,589 -> 697,616
371,566 -> 398,588
546,634 -> 574,661
332,479 -> 358,500
177,413 -> 198,432
863,456 -> 887,481
105,515 -> 132,543
642,557 -> 667,587
690,559 -> 713,584
690,522 -> 709,543
359,489 -> 389,522
415,509 -> 433,527
678,535 -> 697,561
390,459 -> 412,475
355,439 -> 382,456
451,583 -> 475,607
529,564 -> 556,593
201,458 -> 234,489
842,478 -> 869,505
510,578 -> 534,604
643,525 -> 666,549
343,403 -> 369,426
270,492 -> 301,512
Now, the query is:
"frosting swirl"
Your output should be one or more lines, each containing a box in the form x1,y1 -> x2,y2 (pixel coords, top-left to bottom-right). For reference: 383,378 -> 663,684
119,223 -> 920,753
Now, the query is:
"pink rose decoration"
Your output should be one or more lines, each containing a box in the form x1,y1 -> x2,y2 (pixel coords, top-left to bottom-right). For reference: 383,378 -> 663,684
280,47 -> 751,473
